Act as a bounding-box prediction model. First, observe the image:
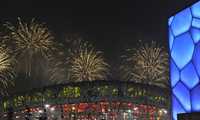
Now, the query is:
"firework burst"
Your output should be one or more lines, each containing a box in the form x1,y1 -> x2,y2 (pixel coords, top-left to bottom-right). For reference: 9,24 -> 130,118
0,47 -> 15,95
4,18 -> 55,77
68,41 -> 109,82
48,35 -> 107,83
120,41 -> 169,87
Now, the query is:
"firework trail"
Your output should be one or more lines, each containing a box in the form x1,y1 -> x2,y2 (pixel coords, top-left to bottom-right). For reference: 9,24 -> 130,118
120,41 -> 169,87
4,18 -> 55,79
69,46 -> 109,81
0,47 -> 15,95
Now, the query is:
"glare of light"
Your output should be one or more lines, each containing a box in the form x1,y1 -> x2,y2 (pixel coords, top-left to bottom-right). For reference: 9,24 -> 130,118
127,109 -> 132,113
16,116 -> 20,119
102,108 -> 105,113
50,107 -> 55,111
133,107 -> 138,111
164,110 -> 167,114
39,110 -> 43,113
158,108 -> 168,115
72,106 -> 76,111
159,110 -> 162,113
162,109 -> 168,114
45,104 -> 50,108
128,103 -> 132,106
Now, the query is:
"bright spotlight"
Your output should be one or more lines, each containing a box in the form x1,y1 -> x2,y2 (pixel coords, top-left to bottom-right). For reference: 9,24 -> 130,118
72,106 -> 76,111
133,107 -> 138,111
158,108 -> 167,114
163,109 -> 168,114
50,107 -> 55,111
159,110 -> 162,113
45,104 -> 50,108
127,109 -> 132,113
39,110 -> 43,113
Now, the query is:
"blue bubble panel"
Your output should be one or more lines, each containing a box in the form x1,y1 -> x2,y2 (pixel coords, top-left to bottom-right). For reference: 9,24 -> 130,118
169,28 -> 174,51
192,18 -> 200,28
170,59 -> 180,87
168,16 -> 174,26
172,95 -> 186,120
173,82 -> 191,112
191,85 -> 200,111
169,0 -> 200,117
191,1 -> 200,18
193,43 -> 200,76
191,28 -> 200,43
181,63 -> 199,89
171,8 -> 192,36
171,32 -> 194,69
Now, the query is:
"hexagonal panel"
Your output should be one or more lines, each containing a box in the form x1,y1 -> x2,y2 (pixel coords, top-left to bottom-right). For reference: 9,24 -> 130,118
172,95 -> 186,120
168,16 -> 174,26
181,63 -> 199,89
171,32 -> 194,69
170,59 -> 180,87
171,8 -> 192,36
193,43 -> 200,76
191,1 -> 200,18
173,82 -> 191,111
169,28 -> 174,51
191,84 -> 200,111
191,27 -> 200,43
192,18 -> 200,28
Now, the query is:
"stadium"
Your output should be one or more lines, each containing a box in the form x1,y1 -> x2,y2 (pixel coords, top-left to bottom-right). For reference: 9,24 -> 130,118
0,80 -> 170,120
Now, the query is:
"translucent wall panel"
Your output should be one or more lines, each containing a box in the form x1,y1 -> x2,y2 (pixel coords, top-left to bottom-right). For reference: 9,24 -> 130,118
169,1 -> 200,120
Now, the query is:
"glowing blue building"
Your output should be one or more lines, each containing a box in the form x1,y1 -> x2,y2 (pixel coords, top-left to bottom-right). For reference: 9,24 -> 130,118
169,1 -> 200,120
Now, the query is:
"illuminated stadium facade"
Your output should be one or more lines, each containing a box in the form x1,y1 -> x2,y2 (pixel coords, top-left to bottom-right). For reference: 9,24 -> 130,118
0,80 -> 169,120
169,1 -> 200,120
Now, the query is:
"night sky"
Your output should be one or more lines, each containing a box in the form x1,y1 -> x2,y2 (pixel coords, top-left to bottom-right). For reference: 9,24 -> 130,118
0,0 -> 197,58
0,0 -> 198,90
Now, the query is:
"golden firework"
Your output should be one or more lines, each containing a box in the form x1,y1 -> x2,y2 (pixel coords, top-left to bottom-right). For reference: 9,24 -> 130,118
4,18 -> 55,77
68,41 -> 109,82
0,47 -> 15,95
120,41 -> 169,87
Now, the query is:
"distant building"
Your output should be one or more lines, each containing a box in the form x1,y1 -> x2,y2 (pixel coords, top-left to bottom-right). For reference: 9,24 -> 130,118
168,1 -> 200,120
